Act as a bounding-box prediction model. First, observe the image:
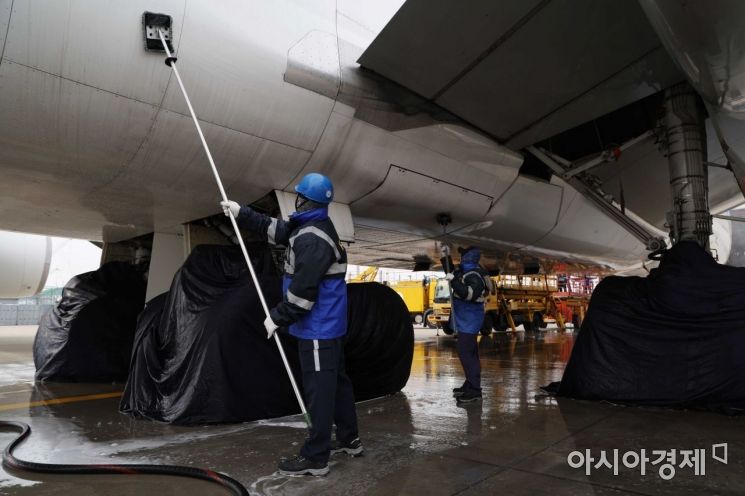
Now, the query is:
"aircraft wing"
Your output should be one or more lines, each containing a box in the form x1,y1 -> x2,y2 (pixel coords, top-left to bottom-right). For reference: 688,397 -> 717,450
358,0 -> 683,150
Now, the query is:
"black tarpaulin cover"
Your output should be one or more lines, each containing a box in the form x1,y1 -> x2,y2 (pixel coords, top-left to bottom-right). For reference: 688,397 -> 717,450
554,241 -> 745,414
345,282 -> 413,401
120,244 -> 293,424
33,262 -> 146,382
120,245 -> 413,424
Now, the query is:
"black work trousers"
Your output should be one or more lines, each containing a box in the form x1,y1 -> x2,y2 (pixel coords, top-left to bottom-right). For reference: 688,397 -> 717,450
297,337 -> 358,463
456,333 -> 482,393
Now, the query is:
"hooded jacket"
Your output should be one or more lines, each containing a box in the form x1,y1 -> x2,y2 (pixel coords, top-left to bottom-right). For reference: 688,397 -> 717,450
450,248 -> 487,334
237,206 -> 347,339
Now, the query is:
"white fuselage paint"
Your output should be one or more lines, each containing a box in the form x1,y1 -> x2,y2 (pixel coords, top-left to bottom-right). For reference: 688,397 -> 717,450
0,0 -> 734,270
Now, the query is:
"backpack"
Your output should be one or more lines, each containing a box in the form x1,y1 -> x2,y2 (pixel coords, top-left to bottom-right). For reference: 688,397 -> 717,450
460,268 -> 493,303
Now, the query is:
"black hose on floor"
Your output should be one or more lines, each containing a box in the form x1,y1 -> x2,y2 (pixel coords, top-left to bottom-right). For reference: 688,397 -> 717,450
1,420 -> 249,496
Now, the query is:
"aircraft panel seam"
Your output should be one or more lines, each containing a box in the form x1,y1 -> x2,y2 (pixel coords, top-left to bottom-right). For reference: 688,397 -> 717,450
352,221 -> 436,249
337,11 -> 374,36
0,58 -> 316,155
0,0 -> 14,64
431,0 -> 553,101
349,164 -> 396,205
281,1 -> 342,192
487,175 -> 520,211
83,2 -> 188,203
524,184 -> 570,248
485,176 -> 565,252
343,110 -> 523,172
350,163 -> 495,207
390,129 -> 522,171
505,44 -> 668,145
350,163 -> 496,244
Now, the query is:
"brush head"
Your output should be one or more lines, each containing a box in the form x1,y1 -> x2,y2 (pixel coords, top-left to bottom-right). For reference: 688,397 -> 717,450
143,12 -> 173,52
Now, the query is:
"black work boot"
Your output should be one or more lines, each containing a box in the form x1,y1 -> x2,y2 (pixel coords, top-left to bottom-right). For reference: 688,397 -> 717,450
456,390 -> 482,404
278,455 -> 329,476
452,383 -> 467,396
330,437 -> 364,456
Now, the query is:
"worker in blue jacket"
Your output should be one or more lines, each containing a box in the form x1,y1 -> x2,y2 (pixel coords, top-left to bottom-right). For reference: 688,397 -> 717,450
448,246 -> 488,403
221,172 -> 362,476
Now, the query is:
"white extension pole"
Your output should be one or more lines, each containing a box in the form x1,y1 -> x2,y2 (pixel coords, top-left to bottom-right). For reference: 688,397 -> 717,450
158,30 -> 311,428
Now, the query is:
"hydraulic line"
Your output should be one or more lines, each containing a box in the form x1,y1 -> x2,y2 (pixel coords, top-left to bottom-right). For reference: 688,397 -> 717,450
1,420 -> 248,495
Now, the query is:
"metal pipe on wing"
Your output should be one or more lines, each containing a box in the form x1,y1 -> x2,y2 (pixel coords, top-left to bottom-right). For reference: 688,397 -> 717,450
562,130 -> 655,180
526,145 -> 666,252
713,214 -> 745,224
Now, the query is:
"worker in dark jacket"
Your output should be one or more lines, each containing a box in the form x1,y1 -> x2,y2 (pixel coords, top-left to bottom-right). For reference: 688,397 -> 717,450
448,246 -> 487,403
221,172 -> 362,476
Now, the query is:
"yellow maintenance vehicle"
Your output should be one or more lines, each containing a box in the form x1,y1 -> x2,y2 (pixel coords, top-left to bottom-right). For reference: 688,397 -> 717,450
389,278 -> 437,326
429,274 -> 588,335
349,266 -> 379,283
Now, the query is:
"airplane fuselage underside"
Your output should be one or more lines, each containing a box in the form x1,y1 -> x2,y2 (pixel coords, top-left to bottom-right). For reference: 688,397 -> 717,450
0,1 -> 740,271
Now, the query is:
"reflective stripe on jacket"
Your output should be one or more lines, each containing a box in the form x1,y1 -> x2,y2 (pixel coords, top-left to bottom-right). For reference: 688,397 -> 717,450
451,265 -> 487,334
238,206 -> 348,339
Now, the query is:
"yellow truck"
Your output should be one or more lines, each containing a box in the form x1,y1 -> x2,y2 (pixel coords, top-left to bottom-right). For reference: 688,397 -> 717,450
349,266 -> 378,283
390,278 -> 437,326
429,274 -> 582,335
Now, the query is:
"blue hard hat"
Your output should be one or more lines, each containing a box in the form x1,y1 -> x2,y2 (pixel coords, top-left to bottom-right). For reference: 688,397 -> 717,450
295,173 -> 334,204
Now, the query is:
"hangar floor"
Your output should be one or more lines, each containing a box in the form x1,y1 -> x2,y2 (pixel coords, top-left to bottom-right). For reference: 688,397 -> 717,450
1,326 -> 744,495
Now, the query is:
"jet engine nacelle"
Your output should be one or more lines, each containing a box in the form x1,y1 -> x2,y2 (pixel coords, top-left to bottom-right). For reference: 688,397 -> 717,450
0,230 -> 52,298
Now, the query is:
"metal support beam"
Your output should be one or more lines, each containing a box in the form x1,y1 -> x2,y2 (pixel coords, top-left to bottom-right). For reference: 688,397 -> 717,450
712,214 -> 745,223
704,161 -> 731,170
146,230 -> 186,302
527,145 -> 666,251
562,130 -> 654,179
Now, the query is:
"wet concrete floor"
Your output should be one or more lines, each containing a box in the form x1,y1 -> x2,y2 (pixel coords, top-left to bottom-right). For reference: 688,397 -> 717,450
1,325 -> 744,495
